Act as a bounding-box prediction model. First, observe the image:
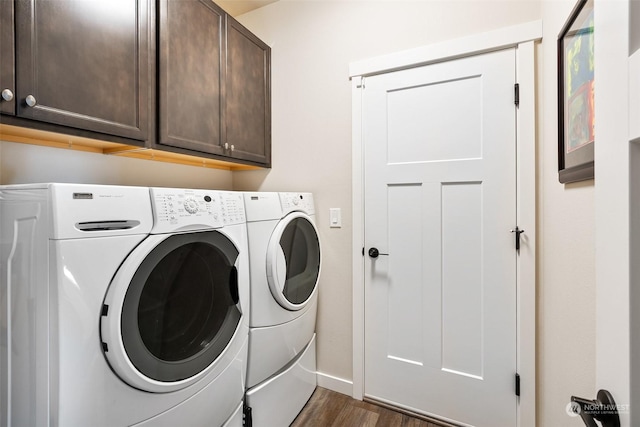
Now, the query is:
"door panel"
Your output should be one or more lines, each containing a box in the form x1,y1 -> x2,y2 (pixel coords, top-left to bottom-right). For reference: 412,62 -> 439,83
158,0 -> 225,155
225,16 -> 271,165
387,76 -> 482,164
15,0 -> 152,140
363,49 -> 517,427
441,182 -> 483,378
386,183 -> 425,366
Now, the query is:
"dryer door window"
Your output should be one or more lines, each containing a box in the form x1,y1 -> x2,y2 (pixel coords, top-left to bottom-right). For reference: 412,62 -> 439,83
102,230 -> 242,389
267,213 -> 321,310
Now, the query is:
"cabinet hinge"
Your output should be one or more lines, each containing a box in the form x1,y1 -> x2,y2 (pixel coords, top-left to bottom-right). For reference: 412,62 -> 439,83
514,83 -> 520,107
357,76 -> 366,89
515,373 -> 521,397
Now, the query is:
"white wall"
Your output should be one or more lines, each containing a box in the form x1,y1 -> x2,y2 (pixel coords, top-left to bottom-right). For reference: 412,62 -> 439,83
0,141 -> 234,189
236,1 -> 600,426
595,1 -> 631,425
538,4 -> 596,427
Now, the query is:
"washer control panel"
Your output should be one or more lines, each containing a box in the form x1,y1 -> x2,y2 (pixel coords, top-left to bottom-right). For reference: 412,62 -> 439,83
150,188 -> 246,233
279,192 -> 315,215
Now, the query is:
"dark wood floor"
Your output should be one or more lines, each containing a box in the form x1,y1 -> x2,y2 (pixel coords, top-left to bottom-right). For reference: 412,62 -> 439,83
291,387 -> 446,427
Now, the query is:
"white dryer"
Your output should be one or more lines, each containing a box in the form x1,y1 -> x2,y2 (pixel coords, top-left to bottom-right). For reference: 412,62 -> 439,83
242,192 -> 320,427
0,183 -> 249,427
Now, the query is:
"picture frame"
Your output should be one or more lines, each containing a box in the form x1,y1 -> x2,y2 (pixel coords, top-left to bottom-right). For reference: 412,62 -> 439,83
558,0 -> 595,184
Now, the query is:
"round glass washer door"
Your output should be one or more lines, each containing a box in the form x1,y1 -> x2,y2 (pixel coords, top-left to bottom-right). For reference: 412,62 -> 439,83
266,212 -> 321,311
100,230 -> 242,393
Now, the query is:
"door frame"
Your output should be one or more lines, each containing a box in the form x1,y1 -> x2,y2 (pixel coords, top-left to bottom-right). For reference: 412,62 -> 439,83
350,21 -> 542,427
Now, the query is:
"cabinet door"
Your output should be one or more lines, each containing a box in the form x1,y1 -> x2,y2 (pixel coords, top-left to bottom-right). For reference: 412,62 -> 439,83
158,0 -> 225,156
0,0 -> 15,115
15,0 -> 153,141
225,17 -> 271,166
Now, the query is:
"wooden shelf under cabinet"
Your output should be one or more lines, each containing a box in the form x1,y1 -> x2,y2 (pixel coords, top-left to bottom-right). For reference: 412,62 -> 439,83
0,124 -> 261,171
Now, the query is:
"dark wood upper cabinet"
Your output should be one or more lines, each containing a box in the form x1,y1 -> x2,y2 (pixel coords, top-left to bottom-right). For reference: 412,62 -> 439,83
158,1 -> 271,167
1,0 -> 270,168
13,0 -> 153,141
225,16 -> 271,166
158,0 -> 225,156
0,0 -> 15,115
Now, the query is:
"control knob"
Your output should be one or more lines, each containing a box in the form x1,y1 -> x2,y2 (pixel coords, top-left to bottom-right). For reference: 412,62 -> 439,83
184,197 -> 199,214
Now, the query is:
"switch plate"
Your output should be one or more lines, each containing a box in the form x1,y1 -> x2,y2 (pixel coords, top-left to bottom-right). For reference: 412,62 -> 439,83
329,208 -> 342,228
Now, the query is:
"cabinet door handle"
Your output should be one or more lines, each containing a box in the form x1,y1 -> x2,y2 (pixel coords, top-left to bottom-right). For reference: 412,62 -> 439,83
1,89 -> 13,102
25,95 -> 37,107
224,142 -> 229,150
230,144 -> 235,152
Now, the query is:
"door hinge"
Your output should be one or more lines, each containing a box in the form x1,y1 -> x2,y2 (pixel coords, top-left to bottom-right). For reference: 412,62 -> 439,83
243,404 -> 252,427
515,373 -> 521,397
514,83 -> 520,107
357,76 -> 366,89
362,247 -> 365,256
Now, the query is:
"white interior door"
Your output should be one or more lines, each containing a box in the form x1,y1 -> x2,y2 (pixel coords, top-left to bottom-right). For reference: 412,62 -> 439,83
363,48 -> 518,427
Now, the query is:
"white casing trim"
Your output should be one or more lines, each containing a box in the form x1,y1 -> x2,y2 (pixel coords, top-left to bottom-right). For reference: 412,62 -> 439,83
351,21 -> 540,427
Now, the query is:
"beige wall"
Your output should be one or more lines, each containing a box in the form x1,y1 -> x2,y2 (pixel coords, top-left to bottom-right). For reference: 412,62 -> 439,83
237,1 -> 596,426
0,141 -> 234,189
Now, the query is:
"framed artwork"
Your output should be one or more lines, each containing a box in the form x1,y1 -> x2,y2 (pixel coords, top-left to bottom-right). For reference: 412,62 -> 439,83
558,0 -> 595,184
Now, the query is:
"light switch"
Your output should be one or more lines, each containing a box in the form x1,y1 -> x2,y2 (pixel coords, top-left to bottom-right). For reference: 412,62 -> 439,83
329,208 -> 342,228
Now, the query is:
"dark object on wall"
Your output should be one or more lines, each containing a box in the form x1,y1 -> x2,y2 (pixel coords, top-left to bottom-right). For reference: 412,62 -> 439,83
570,389 -> 621,427
558,0 -> 595,183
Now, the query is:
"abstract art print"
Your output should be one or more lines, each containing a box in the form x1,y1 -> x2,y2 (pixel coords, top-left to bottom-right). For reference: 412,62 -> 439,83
558,0 -> 595,183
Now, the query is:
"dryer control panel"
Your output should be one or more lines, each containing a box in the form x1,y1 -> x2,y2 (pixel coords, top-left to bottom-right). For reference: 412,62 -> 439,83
150,188 -> 246,233
279,192 -> 315,215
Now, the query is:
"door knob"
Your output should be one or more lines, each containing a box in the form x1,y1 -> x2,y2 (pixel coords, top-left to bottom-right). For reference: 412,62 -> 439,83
368,247 -> 389,258
1,89 -> 13,102
570,389 -> 620,427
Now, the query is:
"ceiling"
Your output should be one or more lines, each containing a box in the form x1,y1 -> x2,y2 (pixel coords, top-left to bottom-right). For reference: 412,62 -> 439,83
215,0 -> 278,17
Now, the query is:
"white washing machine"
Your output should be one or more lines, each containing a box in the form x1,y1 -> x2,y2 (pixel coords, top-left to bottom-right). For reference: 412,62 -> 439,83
0,183 -> 249,427
242,192 -> 320,426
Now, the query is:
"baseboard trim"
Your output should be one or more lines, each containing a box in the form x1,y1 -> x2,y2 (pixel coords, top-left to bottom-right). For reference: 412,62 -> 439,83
316,372 -> 353,396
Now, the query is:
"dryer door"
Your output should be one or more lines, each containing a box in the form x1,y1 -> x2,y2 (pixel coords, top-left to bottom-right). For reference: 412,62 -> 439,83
266,212 -> 321,311
101,230 -> 243,393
